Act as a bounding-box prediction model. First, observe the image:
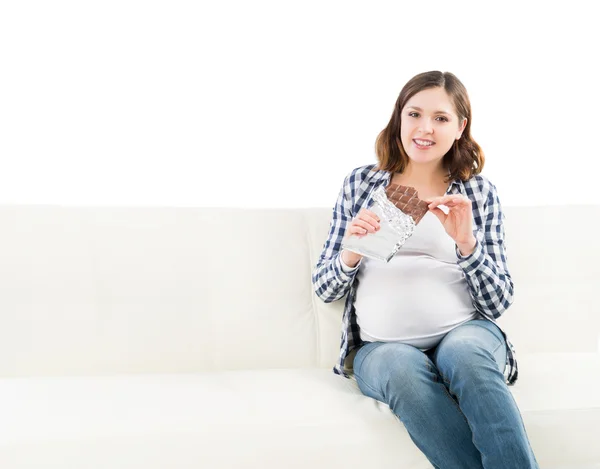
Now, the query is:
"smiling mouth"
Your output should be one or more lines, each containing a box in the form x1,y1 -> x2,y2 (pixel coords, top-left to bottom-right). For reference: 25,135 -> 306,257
413,139 -> 435,147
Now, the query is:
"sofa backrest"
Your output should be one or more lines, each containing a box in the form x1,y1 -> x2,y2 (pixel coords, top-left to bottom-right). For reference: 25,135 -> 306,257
0,205 -> 598,377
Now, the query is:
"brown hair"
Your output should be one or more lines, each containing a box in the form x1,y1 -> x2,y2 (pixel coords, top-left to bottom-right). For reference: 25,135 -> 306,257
375,71 -> 484,182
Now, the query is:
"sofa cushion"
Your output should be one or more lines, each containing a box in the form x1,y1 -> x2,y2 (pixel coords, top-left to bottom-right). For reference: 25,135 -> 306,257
1,353 -> 599,469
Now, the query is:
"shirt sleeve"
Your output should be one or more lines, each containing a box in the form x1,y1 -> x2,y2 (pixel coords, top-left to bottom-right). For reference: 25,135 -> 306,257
455,183 -> 514,319
312,175 -> 360,303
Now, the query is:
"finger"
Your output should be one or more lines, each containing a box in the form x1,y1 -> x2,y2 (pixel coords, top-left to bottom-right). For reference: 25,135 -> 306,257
357,212 -> 380,230
350,225 -> 370,237
358,209 -> 381,226
425,195 -> 452,208
429,206 -> 447,224
422,196 -> 441,205
348,224 -> 366,235
427,199 -> 449,210
427,195 -> 466,209
441,199 -> 471,209
359,215 -> 380,231
445,195 -> 471,205
353,219 -> 378,233
429,204 -> 448,213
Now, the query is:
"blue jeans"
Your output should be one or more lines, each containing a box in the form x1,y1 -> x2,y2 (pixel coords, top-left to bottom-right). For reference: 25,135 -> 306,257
353,319 -> 539,469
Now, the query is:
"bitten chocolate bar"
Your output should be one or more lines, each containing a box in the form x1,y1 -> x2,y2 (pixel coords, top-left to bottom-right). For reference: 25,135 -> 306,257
384,183 -> 430,224
340,184 -> 426,262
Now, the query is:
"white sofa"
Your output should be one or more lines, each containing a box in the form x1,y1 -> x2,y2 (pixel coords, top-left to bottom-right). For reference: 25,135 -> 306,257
0,204 -> 599,469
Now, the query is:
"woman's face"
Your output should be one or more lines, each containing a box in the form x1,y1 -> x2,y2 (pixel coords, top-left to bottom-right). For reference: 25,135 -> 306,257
400,87 -> 467,169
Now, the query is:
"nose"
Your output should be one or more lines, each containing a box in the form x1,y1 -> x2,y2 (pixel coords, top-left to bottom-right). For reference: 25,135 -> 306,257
419,118 -> 434,133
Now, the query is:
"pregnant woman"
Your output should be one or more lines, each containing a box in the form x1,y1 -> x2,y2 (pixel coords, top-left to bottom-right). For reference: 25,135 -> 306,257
312,70 -> 539,469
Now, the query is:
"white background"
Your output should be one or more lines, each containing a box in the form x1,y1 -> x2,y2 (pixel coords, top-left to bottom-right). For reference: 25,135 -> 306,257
1,0 -> 597,208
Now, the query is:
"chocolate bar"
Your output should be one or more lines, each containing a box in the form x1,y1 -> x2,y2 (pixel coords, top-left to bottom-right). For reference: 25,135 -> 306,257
342,184 -> 423,262
384,183 -> 430,224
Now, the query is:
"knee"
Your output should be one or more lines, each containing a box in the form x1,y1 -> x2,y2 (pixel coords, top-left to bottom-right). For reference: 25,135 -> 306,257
435,329 -> 502,383
363,344 -> 432,404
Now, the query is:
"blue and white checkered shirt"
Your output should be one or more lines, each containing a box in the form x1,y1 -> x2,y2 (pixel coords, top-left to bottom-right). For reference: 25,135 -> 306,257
312,164 -> 518,385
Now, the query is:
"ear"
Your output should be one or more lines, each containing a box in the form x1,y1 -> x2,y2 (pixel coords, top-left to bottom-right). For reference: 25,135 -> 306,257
456,118 -> 467,140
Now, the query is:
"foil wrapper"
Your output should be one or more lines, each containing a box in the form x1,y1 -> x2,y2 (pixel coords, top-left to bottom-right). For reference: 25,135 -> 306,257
341,185 -> 419,262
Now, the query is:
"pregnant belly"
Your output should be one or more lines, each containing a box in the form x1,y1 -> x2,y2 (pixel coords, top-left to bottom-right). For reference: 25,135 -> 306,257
354,256 -> 476,345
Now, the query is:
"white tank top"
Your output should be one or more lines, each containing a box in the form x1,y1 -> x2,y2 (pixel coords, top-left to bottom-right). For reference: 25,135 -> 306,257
354,211 -> 478,350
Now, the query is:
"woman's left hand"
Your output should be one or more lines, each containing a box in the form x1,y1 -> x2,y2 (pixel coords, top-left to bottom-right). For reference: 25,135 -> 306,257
425,195 -> 477,256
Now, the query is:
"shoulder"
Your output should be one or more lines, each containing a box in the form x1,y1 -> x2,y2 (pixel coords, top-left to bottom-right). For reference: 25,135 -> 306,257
462,173 -> 498,197
342,163 -> 385,187
336,163 -> 388,215
461,173 -> 502,207
461,174 -> 504,225
340,163 -> 387,208
341,163 -> 388,192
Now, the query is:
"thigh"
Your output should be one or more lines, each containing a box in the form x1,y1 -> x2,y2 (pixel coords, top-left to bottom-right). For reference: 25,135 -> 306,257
353,341 -> 434,403
433,319 -> 507,379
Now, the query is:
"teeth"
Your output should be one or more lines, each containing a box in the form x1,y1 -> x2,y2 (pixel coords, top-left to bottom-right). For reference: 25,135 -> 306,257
415,139 -> 434,146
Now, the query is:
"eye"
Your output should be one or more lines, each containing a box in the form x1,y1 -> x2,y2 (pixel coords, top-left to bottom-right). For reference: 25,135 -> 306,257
408,112 -> 419,118
436,116 -> 449,122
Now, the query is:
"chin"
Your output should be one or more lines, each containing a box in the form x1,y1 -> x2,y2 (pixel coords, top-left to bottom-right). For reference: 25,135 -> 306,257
408,154 -> 442,164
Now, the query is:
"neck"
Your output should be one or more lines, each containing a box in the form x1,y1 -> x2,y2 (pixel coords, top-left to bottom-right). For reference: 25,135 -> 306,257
397,162 -> 447,186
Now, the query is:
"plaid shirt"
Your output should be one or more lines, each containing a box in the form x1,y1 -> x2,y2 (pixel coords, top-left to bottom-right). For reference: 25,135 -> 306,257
312,164 -> 518,385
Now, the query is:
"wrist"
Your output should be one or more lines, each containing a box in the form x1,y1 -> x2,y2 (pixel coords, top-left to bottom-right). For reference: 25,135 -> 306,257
341,250 -> 361,268
457,236 -> 477,257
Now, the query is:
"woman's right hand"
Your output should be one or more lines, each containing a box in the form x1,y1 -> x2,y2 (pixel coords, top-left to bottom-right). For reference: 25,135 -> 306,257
341,209 -> 381,267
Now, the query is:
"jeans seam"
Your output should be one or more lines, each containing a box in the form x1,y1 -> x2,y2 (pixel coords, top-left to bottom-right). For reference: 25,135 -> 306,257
426,356 -> 471,428
442,384 -> 471,427
354,372 -> 382,397
354,344 -> 384,398
356,342 -> 378,362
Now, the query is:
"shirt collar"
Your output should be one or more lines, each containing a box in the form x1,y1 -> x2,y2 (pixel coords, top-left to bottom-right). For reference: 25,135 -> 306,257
449,177 -> 465,195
